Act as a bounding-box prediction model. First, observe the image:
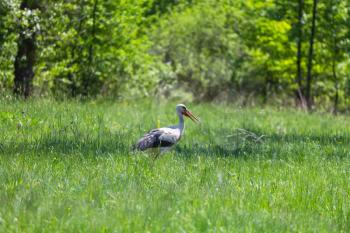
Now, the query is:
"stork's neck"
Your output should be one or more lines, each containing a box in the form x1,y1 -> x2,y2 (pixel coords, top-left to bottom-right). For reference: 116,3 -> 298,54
178,113 -> 185,134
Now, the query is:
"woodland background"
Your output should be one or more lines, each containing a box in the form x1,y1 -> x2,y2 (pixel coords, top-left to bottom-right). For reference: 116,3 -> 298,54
1,0 -> 350,111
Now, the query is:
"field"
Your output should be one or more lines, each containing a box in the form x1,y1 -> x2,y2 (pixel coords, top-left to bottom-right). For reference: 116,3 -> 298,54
1,98 -> 350,232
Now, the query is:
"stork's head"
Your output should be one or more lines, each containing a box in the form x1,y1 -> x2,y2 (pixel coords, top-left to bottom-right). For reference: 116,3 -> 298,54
176,104 -> 200,123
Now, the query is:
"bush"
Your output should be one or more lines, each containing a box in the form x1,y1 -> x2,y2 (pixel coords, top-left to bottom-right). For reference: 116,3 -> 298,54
150,1 -> 245,101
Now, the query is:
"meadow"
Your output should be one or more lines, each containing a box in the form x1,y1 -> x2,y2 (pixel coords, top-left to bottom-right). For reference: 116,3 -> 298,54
0,98 -> 350,232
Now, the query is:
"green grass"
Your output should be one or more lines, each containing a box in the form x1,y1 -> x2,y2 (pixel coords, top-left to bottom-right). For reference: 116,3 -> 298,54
1,98 -> 350,232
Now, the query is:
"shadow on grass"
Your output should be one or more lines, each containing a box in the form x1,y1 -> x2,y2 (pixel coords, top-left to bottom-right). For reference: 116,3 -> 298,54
236,125 -> 350,146
1,133 -> 133,156
1,132 -> 263,158
1,127 -> 350,159
176,127 -> 350,159
175,143 -> 261,158
269,133 -> 350,145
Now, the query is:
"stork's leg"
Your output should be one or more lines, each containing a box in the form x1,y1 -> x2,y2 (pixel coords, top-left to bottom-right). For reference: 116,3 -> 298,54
148,146 -> 161,161
153,147 -> 170,160
153,152 -> 161,161
153,140 -> 165,161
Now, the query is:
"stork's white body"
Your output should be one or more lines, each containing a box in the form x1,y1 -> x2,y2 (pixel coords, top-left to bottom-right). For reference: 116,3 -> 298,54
133,104 -> 198,154
156,124 -> 184,152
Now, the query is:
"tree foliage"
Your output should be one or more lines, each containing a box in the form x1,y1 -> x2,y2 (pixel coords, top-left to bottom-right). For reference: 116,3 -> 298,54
0,0 -> 350,111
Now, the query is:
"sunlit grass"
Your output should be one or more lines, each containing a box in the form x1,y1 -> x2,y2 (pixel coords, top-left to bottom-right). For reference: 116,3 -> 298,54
0,98 -> 350,232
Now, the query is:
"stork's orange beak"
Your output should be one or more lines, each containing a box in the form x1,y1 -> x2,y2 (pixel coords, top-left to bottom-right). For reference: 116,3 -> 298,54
183,110 -> 200,123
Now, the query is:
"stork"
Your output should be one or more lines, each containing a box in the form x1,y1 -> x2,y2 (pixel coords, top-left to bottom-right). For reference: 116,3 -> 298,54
133,104 -> 199,157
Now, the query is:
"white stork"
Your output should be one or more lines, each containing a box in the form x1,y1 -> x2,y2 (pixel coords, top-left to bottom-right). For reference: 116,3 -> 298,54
133,104 -> 199,156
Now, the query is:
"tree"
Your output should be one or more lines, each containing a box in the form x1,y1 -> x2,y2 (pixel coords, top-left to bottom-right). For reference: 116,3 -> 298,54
316,0 -> 350,113
295,0 -> 306,108
1,0 -> 350,111
0,1 -> 16,91
13,0 -> 41,98
305,0 -> 318,110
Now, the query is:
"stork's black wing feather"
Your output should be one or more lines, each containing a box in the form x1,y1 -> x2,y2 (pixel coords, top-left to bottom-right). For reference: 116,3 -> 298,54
133,129 -> 174,151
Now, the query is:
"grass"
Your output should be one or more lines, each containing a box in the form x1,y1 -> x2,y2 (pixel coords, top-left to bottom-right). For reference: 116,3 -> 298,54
0,98 -> 350,232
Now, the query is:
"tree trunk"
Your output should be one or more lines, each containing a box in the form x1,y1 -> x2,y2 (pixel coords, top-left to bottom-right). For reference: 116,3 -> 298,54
13,1 -> 38,98
13,0 -> 39,98
333,59 -> 339,114
305,0 -> 318,110
295,0 -> 306,108
263,67 -> 271,105
331,7 -> 339,115
88,0 -> 98,66
82,0 -> 98,96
